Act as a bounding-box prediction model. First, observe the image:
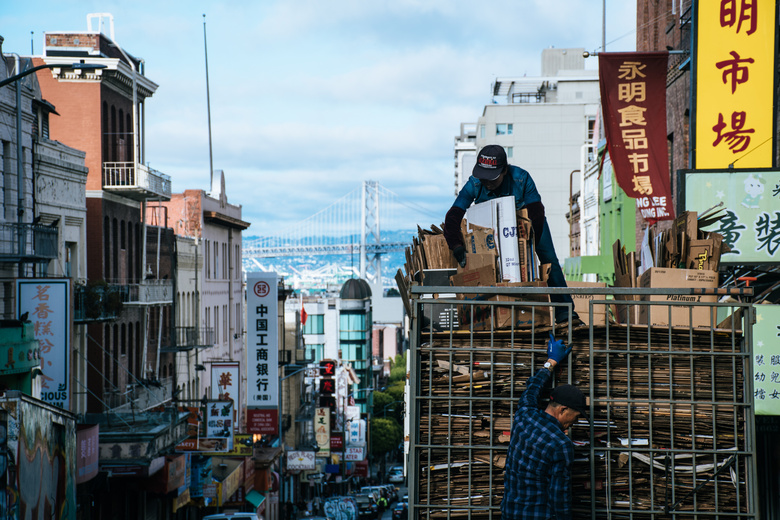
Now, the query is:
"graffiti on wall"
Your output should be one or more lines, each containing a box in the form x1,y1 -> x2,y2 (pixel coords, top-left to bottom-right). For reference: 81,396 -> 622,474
1,400 -> 76,520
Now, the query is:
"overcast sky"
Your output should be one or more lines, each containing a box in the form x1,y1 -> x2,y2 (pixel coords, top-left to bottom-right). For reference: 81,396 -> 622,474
1,1 -> 636,236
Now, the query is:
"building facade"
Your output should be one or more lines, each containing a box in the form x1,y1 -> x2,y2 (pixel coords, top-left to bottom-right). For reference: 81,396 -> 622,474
467,48 -> 600,261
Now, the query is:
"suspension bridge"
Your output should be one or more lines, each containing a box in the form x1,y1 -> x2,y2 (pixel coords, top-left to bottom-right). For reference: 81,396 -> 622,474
242,181 -> 441,287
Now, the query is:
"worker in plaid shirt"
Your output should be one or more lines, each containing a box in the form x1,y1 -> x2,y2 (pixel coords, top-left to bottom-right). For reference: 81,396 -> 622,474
501,334 -> 588,519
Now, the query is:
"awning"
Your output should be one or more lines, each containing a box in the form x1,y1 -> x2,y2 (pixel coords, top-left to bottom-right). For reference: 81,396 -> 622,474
246,490 -> 265,509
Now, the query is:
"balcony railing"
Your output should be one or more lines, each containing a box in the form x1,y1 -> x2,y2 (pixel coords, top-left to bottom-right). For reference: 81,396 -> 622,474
103,162 -> 172,201
161,326 -> 215,352
74,283 -> 127,322
124,280 -> 173,305
0,223 -> 58,263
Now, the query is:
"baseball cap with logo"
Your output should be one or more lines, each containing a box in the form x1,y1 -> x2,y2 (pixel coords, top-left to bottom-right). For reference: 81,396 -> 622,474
472,144 -> 507,181
550,384 -> 589,421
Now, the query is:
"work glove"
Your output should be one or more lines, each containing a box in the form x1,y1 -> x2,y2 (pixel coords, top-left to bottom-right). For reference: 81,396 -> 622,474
453,245 -> 467,268
547,332 -> 573,363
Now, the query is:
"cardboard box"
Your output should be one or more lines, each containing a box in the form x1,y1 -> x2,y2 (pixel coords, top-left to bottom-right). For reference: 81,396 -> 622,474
462,222 -> 497,256
465,196 -> 522,283
686,237 -> 722,272
457,253 -> 497,273
638,268 -> 718,329
565,281 -> 608,326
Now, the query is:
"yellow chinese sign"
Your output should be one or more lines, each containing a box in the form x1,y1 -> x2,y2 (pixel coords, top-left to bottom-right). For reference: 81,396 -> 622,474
696,0 -> 777,168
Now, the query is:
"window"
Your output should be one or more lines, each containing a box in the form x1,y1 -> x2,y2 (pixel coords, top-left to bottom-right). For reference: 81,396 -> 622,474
307,344 -> 325,362
214,306 -> 219,343
496,123 -> 513,135
205,240 -> 210,279
303,314 -> 325,335
223,304 -> 228,343
479,124 -> 485,138
505,146 -> 513,159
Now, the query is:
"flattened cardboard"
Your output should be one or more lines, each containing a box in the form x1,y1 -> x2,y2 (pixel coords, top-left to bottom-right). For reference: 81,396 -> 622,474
493,281 -> 552,328
565,281 -> 608,326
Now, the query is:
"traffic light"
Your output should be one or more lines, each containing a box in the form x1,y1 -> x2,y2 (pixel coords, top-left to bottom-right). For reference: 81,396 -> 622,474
319,359 -> 337,377
320,378 -> 335,395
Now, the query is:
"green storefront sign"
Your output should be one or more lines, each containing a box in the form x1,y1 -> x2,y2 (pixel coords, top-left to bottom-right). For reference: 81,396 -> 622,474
684,169 -> 780,264
753,305 -> 780,415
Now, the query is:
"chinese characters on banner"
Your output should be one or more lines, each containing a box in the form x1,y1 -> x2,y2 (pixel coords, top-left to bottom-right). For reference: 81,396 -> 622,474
315,407 -> 331,456
17,279 -> 70,409
599,52 -> 675,221
205,400 -> 234,453
684,169 -> 780,262
752,305 -> 780,415
246,272 -> 279,434
211,362 -> 240,430
695,0 -> 777,169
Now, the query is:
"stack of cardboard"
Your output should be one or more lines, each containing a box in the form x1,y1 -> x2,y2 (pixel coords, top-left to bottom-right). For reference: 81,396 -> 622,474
612,208 -> 731,328
397,198 -> 554,332
414,326 -> 749,518
649,209 -> 730,272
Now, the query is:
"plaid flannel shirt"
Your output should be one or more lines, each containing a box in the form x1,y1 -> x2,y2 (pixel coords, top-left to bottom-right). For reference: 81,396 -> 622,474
501,368 -> 574,520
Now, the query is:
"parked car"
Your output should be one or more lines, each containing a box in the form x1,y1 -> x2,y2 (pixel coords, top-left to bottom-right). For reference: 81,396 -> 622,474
383,484 -> 398,502
387,466 -> 405,484
203,514 -> 259,520
353,494 -> 379,519
360,485 -> 387,502
392,502 -> 408,520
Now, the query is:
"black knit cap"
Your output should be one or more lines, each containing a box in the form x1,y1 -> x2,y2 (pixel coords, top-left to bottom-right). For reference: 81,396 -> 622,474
472,144 -> 507,181
550,384 -> 589,421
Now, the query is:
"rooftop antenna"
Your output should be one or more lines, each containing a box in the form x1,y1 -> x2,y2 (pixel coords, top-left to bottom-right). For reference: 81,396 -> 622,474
203,14 -> 214,191
30,31 -> 33,54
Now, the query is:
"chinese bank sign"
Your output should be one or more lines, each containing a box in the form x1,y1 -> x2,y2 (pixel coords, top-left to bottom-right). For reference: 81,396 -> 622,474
695,0 -> 778,169
684,169 -> 780,263
17,279 -> 70,409
246,272 -> 279,434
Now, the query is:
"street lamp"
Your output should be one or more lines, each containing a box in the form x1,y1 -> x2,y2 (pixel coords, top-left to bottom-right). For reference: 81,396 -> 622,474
0,62 -> 106,88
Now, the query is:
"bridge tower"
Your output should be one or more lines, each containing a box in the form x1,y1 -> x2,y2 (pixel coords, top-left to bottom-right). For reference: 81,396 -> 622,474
360,180 -> 381,283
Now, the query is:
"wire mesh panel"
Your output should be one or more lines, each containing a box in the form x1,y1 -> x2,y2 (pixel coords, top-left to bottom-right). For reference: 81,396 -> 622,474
408,289 -> 757,520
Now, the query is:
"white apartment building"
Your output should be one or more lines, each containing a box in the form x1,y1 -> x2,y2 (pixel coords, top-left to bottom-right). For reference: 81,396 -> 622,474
464,47 -> 600,261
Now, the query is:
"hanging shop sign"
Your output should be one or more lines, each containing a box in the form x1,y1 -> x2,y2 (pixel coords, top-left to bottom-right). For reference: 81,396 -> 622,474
17,279 -> 70,409
694,0 -> 778,169
246,272 -> 279,434
599,52 -> 674,221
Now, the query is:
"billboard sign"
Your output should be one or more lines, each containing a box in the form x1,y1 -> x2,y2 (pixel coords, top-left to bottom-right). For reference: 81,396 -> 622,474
695,0 -> 778,169
684,168 -> 780,263
246,272 -> 279,434
17,279 -> 70,409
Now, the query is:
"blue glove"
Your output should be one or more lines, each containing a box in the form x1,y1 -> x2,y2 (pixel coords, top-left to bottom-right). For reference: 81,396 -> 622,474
547,332 -> 572,363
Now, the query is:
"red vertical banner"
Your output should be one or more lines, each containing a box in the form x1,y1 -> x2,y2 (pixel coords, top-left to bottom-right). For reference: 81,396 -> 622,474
599,52 -> 675,222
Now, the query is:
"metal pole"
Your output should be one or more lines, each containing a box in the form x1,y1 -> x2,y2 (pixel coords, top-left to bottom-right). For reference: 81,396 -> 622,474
15,57 -> 24,278
602,0 -> 606,51
203,14 -> 215,189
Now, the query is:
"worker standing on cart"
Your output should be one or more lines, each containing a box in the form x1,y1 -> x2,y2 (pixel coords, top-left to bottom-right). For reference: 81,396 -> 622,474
443,144 -> 582,327
501,334 -> 588,519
